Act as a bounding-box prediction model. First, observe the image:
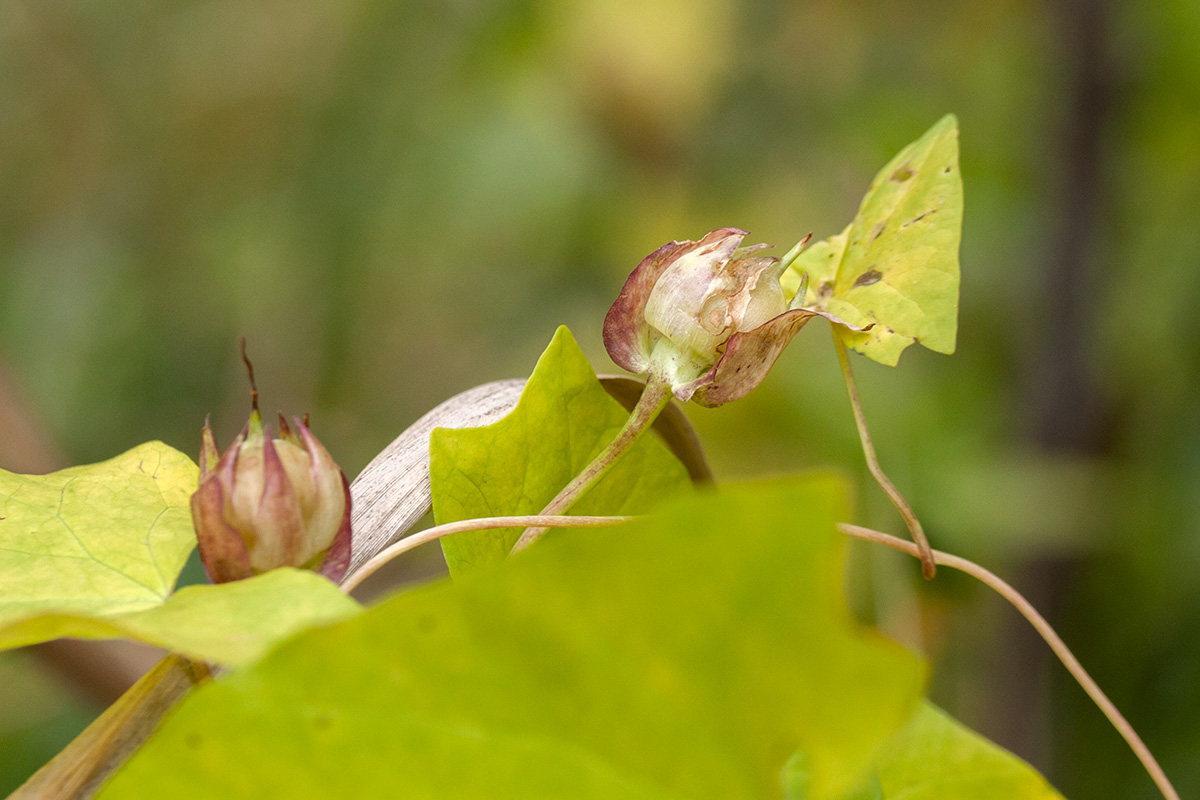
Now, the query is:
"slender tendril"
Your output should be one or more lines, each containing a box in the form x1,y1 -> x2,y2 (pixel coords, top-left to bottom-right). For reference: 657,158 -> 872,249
831,327 -> 937,578
510,378 -> 672,555
341,514 -> 636,594
839,522 -> 1180,800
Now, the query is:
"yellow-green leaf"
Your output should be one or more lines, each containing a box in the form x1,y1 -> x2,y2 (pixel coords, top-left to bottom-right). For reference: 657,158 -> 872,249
430,325 -> 692,576
95,478 -> 925,800
875,703 -> 1065,799
783,115 -> 962,366
0,569 -> 361,668
0,443 -> 361,666
0,442 -> 198,621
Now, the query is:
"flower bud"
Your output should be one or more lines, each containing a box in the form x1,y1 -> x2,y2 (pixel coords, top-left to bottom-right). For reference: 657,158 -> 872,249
190,410 -> 352,584
604,228 -> 864,407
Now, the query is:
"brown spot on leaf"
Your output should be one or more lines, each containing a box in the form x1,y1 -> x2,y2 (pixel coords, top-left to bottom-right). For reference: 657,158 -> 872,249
890,163 -> 914,182
853,269 -> 883,288
817,281 -> 834,299
901,209 -> 935,229
871,221 -> 886,241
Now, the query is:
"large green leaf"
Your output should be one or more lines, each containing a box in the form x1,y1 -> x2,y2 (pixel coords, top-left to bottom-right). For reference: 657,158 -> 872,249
876,703 -> 1064,799
782,115 -> 962,366
0,442 -> 360,666
430,325 -> 692,576
95,479 -> 925,800
0,442 -> 198,621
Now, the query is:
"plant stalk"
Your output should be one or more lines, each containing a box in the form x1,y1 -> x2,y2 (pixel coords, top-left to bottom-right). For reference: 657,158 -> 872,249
510,378 -> 672,555
11,653 -> 210,800
832,328 -> 937,578
839,522 -> 1180,800
341,514 -> 636,594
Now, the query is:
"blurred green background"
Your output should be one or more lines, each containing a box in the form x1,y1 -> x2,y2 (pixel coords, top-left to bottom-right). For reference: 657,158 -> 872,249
1,0 -> 1197,795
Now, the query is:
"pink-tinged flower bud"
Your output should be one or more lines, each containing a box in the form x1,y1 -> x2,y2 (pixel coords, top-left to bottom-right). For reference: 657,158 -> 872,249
604,228 -> 867,407
190,410 -> 352,584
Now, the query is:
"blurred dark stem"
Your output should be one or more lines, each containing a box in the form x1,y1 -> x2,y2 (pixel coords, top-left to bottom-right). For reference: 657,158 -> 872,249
0,358 -> 160,708
1026,0 -> 1114,452
995,0 -> 1118,776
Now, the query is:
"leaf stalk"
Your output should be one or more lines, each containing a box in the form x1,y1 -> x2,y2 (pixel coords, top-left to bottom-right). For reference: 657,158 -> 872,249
510,377 -> 672,555
832,327 -> 937,578
341,514 -> 636,594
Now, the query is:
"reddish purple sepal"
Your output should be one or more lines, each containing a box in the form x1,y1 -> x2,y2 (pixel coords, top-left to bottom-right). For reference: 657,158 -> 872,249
677,307 -> 867,407
191,477 -> 253,584
317,473 -> 353,583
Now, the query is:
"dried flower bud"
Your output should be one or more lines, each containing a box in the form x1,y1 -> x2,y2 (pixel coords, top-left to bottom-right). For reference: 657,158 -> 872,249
190,410 -> 352,584
604,228 -> 864,407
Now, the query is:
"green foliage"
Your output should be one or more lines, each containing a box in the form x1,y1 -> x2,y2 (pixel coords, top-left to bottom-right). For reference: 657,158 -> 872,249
0,442 -> 359,666
875,703 -> 1063,799
0,569 -> 359,669
430,325 -> 692,576
0,443 -> 197,622
95,479 -> 924,800
783,115 -> 962,366
782,702 -> 1062,799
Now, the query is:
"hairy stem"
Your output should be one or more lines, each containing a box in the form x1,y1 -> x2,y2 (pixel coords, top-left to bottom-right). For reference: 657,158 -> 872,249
832,329 -> 937,578
342,514 -> 636,594
839,523 -> 1180,800
510,378 -> 672,555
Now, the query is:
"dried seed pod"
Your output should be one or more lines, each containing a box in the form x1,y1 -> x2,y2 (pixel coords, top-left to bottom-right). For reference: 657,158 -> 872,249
604,228 -> 864,406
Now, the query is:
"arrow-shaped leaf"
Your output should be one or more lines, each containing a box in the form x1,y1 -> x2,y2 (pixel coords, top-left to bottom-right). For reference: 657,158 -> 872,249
783,115 -> 963,366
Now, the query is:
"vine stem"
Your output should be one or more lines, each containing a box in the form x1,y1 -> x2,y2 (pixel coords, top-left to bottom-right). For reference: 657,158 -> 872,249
341,514 -> 636,594
509,377 -> 673,555
839,522 -> 1180,800
832,328 -> 937,579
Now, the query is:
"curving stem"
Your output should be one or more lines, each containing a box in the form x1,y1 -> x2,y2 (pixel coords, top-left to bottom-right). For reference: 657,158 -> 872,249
840,523 -> 1180,800
509,377 -> 673,555
831,327 -> 937,578
341,514 -> 636,594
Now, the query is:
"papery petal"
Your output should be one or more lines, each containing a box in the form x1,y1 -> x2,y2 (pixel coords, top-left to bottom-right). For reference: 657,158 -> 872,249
228,425 -> 266,534
726,256 -> 785,331
318,473 -> 353,583
191,478 -> 253,584
274,439 -> 316,517
216,425 -> 245,488
643,229 -> 748,357
678,309 -> 870,407
296,418 -> 347,546
603,228 -> 747,374
251,435 -> 307,572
